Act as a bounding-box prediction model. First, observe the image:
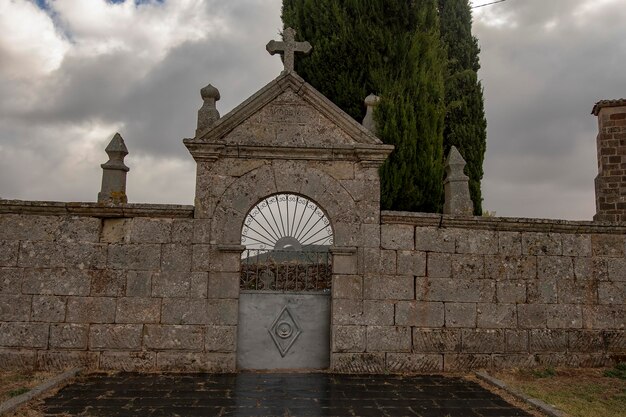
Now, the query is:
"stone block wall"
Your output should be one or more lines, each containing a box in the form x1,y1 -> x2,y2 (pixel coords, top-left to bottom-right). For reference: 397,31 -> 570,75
331,212 -> 626,373
0,202 -> 238,372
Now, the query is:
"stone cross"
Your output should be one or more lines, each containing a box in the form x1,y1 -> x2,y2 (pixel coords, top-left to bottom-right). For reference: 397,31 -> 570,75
266,28 -> 312,73
98,133 -> 129,204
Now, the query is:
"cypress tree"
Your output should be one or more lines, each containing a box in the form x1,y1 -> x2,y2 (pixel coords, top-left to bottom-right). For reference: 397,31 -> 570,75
282,0 -> 446,212
438,0 -> 487,215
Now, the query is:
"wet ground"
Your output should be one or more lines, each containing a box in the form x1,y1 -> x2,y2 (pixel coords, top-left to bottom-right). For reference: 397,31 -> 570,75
42,372 -> 534,416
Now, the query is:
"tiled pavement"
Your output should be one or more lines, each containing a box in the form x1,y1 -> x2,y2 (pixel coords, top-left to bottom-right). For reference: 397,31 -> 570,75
42,373 -> 535,417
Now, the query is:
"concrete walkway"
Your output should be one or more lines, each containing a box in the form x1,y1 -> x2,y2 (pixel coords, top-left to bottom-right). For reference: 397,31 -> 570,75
42,373 -> 534,417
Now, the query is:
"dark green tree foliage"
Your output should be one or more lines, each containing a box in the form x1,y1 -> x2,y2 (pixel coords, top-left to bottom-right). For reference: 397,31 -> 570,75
282,0 -> 445,212
438,0 -> 487,215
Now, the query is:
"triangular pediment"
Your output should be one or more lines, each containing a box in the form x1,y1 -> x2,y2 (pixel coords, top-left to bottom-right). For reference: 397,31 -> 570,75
194,72 -> 382,147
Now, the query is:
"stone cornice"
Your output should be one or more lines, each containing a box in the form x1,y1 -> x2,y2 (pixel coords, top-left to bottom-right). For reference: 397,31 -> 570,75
0,200 -> 194,219
183,142 -> 393,165
381,211 -> 626,234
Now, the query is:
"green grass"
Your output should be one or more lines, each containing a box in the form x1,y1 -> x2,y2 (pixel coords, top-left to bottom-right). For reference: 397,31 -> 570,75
604,362 -> 626,380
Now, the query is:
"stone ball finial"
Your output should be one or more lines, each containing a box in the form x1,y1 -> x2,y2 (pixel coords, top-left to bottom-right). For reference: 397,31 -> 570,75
200,83 -> 221,101
362,94 -> 381,134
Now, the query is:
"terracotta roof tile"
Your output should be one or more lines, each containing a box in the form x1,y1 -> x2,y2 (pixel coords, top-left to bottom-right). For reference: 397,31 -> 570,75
592,98 -> 626,115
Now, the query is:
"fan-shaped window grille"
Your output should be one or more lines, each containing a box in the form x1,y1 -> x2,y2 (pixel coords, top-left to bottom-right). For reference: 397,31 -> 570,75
241,194 -> 333,251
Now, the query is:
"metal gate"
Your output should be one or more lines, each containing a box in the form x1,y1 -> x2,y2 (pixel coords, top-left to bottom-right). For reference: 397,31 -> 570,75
237,249 -> 331,370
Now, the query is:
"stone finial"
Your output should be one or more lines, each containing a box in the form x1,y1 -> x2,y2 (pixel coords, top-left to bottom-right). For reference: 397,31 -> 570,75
362,94 -> 380,134
443,146 -> 473,216
592,98 -> 626,222
266,28 -> 312,74
196,83 -> 221,135
97,133 -> 129,204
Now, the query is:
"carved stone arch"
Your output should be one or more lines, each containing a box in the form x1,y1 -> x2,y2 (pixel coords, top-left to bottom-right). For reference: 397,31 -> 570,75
211,163 -> 357,246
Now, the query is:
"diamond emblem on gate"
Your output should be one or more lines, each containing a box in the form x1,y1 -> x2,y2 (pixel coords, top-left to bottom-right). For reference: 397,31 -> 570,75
269,305 -> 302,357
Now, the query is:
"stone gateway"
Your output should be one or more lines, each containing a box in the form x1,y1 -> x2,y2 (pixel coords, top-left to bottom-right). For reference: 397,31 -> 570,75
0,30 -> 624,373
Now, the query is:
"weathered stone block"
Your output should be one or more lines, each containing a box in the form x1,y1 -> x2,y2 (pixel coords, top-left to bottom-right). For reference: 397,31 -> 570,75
379,250 -> 396,274
152,271 -> 191,297
527,278 -> 558,304
395,301 -> 444,327
522,233 -> 562,256
205,326 -> 236,352
582,305 -> 619,329
161,299 -> 209,325
599,281 -> 626,305
125,270 -> 152,297
332,275 -> 362,299
381,224 -> 414,250
156,352 -> 236,372
22,269 -> 91,295
66,297 -> 116,323
31,295 -> 66,322
444,354 -> 492,371
0,241 -> 19,267
129,218 -> 172,243
90,324 -> 142,349
36,351 -> 99,371
62,242 -> 107,270
57,217 -> 101,243
0,295 -> 31,321
498,232 -> 522,256
363,300 -> 394,326
49,323 -> 88,349
413,329 -> 461,352
18,241 -> 64,268
332,299 -> 394,326
452,254 -> 484,280
546,305 -> 582,329
363,275 -> 413,300
505,330 -> 528,352
331,352 -> 385,373
208,272 -> 239,299
209,251 -> 241,273
0,214 -> 59,241
604,331 -> 626,352
485,255 -> 536,281
0,350 -> 36,371
462,329 -> 504,353
144,325 -> 204,350
359,223 -> 380,248
0,323 -> 48,348
427,253 -> 451,278
568,330 -> 605,352
562,234 -> 592,257
415,227 -> 455,253
445,302 -> 477,328
0,267 -> 22,294
386,353 -> 443,372
332,253 -> 358,275
456,230 -> 498,255
517,304 -> 547,328
190,272 -> 208,298
100,218 -> 130,244
332,325 -> 365,352
366,326 -> 411,352
206,299 -> 238,325
172,219 -> 193,243
192,244 -> 212,272
417,278 -> 495,303
108,244 -> 161,270
89,270 -> 126,296
396,251 -> 426,277
332,299 -> 363,325
530,329 -> 568,351
161,244 -> 192,272
496,281 -> 527,303
477,304 -> 517,328
558,280 -> 597,304
116,298 -> 160,323
493,354 -> 537,369
537,256 -> 574,281
100,351 -> 156,371
591,234 -> 625,257
608,258 -> 626,281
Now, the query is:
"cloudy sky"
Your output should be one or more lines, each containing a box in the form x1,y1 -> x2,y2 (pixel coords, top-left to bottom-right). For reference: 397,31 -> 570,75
0,0 -> 624,220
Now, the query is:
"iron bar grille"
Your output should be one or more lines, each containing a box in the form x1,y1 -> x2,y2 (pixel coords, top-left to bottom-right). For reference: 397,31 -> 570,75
241,250 -> 332,292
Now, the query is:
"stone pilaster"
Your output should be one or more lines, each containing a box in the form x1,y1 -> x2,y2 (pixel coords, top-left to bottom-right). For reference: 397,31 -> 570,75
98,133 -> 129,204
443,146 -> 473,216
592,99 -> 626,222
